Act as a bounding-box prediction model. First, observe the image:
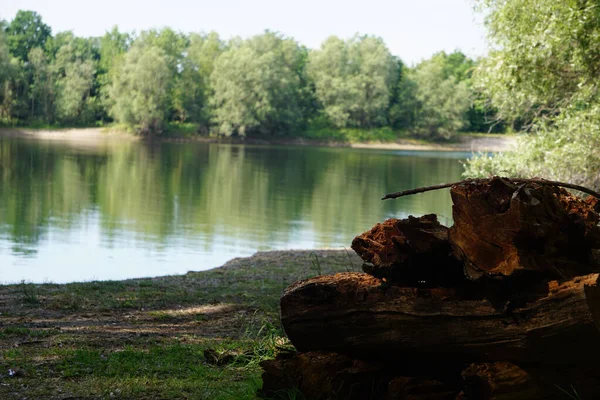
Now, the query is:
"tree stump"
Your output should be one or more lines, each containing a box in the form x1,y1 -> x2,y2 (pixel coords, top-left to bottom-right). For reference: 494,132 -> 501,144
449,177 -> 600,280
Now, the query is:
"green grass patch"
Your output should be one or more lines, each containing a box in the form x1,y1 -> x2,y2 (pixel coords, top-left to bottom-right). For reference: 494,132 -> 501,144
0,326 -> 59,339
0,250 -> 360,399
302,125 -> 399,142
164,122 -> 205,137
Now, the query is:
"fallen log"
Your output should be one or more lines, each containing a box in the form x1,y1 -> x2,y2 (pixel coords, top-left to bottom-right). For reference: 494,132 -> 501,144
385,377 -> 459,400
459,361 -> 600,400
459,362 -> 548,400
259,351 -> 392,400
259,351 -> 459,400
351,214 -> 463,286
280,272 -> 600,364
448,177 -> 600,280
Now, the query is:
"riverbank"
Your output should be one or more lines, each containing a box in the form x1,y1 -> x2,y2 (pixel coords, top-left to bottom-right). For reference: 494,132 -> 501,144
0,127 -> 517,152
0,250 -> 361,399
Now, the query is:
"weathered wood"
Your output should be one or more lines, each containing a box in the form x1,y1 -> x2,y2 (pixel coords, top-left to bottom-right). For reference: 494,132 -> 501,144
459,361 -> 600,400
449,177 -> 600,280
280,272 -> 600,364
259,351 -> 459,400
351,214 -> 463,285
385,377 -> 459,400
260,351 -> 392,400
459,362 -> 548,400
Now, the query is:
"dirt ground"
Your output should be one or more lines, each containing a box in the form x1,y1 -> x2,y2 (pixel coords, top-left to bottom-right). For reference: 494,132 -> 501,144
0,127 -> 517,152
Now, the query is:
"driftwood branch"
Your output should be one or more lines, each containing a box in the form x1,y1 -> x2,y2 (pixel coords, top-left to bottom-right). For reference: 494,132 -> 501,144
382,178 -> 600,200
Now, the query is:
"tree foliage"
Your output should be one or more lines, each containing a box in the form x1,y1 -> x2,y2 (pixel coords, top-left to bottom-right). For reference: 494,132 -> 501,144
51,33 -> 97,123
174,32 -> 224,126
0,29 -> 16,121
210,32 -> 306,136
5,11 -> 51,62
109,44 -> 173,133
307,35 -> 398,128
405,52 -> 472,139
465,0 -> 600,188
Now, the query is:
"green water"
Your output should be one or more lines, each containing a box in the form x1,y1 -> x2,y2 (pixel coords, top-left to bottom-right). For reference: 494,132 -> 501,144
0,138 -> 468,283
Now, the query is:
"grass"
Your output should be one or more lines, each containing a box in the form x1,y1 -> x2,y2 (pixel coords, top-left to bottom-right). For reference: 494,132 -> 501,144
0,249 -> 361,399
302,125 -> 399,142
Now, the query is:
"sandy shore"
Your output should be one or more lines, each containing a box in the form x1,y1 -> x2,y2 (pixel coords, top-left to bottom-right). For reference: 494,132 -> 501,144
0,127 -> 517,152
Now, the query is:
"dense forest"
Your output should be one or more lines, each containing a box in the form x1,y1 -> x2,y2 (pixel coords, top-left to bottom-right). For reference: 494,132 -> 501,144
0,10 -> 501,139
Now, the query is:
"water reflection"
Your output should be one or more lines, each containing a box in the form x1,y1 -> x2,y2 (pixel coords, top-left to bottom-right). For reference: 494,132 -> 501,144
0,139 -> 466,283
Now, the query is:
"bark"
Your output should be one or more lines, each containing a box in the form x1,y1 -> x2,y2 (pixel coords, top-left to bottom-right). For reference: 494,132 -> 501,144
259,351 -> 459,400
280,272 -> 600,364
448,177 -> 600,280
460,361 -> 600,400
259,351 -> 392,400
385,377 -> 458,400
459,362 -> 547,400
351,214 -> 463,286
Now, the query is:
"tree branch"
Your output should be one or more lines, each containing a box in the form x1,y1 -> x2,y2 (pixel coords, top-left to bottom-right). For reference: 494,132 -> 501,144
381,178 -> 600,200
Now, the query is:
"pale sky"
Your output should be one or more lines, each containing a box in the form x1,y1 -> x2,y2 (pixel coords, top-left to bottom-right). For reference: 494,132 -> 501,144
1,0 -> 488,65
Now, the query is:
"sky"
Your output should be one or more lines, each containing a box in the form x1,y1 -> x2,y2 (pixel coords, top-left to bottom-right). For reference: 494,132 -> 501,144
1,0 -> 488,66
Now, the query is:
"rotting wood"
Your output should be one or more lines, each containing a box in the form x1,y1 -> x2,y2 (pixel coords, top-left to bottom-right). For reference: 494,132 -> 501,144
459,362 -> 548,400
280,272 -> 600,364
259,351 -> 392,400
351,214 -> 464,286
259,351 -> 460,400
459,361 -> 600,400
449,177 -> 600,280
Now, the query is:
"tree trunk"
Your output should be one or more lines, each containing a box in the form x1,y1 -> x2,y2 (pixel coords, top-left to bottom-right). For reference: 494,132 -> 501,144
281,272 -> 600,364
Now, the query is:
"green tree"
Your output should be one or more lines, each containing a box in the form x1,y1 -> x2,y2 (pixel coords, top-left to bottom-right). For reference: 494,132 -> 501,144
136,28 -> 187,122
173,32 -> 224,126
307,35 -> 398,128
108,44 -> 173,134
404,52 -> 471,139
51,34 -> 97,123
388,59 -> 417,130
28,47 -> 54,121
98,27 -> 131,120
465,0 -> 600,188
5,11 -> 51,62
99,27 -> 130,75
210,32 -> 306,136
0,28 -> 17,121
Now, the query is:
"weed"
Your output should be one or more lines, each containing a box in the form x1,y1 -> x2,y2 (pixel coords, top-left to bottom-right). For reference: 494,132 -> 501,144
309,252 -> 322,276
19,280 -> 40,305
48,292 -> 86,310
342,246 -> 360,272
556,385 -> 582,400
148,311 -> 178,321
271,387 -> 308,400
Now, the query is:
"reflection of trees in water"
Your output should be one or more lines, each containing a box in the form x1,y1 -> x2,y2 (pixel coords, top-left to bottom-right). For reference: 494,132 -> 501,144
0,140 -> 462,250
0,140 -> 97,247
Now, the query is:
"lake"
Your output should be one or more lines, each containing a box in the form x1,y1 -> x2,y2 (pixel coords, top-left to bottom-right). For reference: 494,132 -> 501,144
0,138 -> 469,283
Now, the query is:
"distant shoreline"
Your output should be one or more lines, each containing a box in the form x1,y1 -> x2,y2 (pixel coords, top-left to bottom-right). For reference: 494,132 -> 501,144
0,127 -> 517,153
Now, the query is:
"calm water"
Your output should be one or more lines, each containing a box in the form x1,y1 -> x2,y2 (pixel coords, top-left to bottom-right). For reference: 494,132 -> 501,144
0,138 -> 469,283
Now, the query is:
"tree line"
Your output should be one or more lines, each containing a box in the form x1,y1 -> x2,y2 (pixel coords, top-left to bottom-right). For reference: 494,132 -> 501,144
0,10 -> 501,139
